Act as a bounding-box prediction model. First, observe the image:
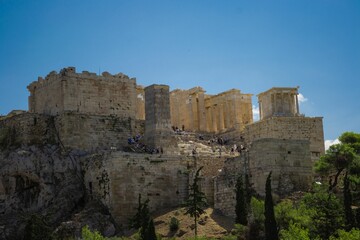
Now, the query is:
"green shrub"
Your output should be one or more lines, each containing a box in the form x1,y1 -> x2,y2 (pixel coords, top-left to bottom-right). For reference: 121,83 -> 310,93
169,217 -> 179,231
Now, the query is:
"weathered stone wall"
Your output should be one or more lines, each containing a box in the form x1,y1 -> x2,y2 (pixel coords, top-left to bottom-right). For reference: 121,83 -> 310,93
55,112 -> 134,151
243,116 -> 325,161
214,156 -> 246,217
82,152 -> 228,225
214,138 -> 313,216
136,85 -> 145,120
0,113 -> 57,147
83,152 -> 190,225
28,67 -> 137,118
249,138 -> 312,196
0,112 -> 134,151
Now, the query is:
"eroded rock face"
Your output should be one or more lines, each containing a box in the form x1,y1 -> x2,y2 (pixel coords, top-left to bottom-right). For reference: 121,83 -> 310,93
0,145 -> 84,239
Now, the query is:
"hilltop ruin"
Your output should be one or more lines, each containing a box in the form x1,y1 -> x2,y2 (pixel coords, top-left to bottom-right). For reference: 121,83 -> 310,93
0,67 -> 325,232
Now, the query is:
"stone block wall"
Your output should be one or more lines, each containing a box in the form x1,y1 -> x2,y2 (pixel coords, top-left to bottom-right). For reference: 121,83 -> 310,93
136,85 -> 145,120
28,67 -> 137,118
82,152 -> 228,225
55,112 -> 134,151
243,116 -> 325,160
214,156 -> 246,217
0,113 -> 57,147
83,152 -> 190,225
249,138 -> 312,196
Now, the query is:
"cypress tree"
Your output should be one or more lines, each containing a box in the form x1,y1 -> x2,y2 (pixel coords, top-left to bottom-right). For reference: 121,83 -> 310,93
143,218 -> 157,240
129,194 -> 157,240
235,174 -> 248,225
264,172 -> 279,240
344,171 -> 354,230
184,166 -> 208,238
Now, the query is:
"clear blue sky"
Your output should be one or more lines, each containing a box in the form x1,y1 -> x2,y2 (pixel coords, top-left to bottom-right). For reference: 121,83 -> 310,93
0,0 -> 359,141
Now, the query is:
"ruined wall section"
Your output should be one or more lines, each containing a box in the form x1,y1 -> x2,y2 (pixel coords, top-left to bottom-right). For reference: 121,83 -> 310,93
214,156 -> 246,217
28,67 -> 137,119
83,153 -> 190,225
82,152 -> 228,225
214,139 -> 313,217
248,138 -> 312,196
55,112 -> 133,151
243,117 -> 325,160
0,113 -> 57,147
28,72 -> 64,115
136,85 -> 145,120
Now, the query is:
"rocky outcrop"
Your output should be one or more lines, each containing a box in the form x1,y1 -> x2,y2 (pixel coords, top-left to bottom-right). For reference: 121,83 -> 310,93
0,145 -> 84,239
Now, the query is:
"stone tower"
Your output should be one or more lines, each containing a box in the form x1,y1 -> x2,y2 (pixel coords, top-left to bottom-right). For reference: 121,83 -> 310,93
257,87 -> 300,120
144,84 -> 174,151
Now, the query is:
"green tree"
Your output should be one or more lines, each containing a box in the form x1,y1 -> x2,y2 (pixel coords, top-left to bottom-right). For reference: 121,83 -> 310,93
81,225 -> 106,240
235,174 -> 248,225
279,223 -> 310,240
249,197 -> 265,240
329,228 -> 360,240
301,185 -> 344,239
184,166 -> 208,238
143,219 -> 157,240
264,172 -> 279,240
129,194 -> 157,240
344,172 -> 355,230
315,132 -> 360,191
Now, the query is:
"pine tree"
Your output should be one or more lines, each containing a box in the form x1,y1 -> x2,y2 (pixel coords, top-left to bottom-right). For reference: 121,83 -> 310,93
264,172 -> 279,240
235,174 -> 248,225
184,166 -> 208,238
344,171 -> 355,230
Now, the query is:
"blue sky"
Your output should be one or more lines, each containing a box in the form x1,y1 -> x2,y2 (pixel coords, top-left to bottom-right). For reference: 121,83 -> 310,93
0,0 -> 359,142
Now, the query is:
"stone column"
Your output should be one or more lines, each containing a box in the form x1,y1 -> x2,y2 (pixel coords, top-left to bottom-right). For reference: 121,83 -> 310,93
198,92 -> 207,132
218,103 -> 225,131
295,93 -> 299,115
224,101 -> 231,129
187,96 -> 194,131
212,105 -> 218,132
259,101 -> 262,120
206,106 -> 212,132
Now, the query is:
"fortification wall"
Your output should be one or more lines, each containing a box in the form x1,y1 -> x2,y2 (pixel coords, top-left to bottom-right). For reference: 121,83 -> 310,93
28,73 -> 64,115
214,156 -> 246,217
0,113 -> 57,147
136,86 -> 145,120
243,116 -> 325,160
55,112 -> 134,151
82,152 -> 227,225
249,138 -> 312,196
214,138 -> 312,216
28,67 -> 137,118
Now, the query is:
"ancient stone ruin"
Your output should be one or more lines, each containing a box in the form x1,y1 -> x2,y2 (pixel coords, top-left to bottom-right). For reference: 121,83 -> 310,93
0,67 -> 325,236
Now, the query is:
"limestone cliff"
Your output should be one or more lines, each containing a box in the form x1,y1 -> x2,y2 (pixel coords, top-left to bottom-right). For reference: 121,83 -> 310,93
0,145 -> 84,239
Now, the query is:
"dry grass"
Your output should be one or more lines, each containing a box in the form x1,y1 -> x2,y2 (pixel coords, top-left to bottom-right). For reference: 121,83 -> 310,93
152,207 -> 235,239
